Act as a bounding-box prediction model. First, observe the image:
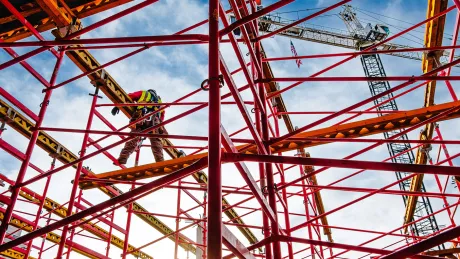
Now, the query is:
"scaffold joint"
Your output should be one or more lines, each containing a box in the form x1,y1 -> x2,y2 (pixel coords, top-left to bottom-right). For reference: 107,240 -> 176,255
201,74 -> 224,91
39,100 -> 50,107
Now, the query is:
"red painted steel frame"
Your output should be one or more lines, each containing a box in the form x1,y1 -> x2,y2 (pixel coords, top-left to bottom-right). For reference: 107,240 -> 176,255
1,0 -> 460,258
0,49 -> 65,243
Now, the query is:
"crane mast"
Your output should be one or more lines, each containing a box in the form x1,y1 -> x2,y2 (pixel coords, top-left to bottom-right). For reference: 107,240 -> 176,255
258,5 -> 444,246
338,5 -> 442,244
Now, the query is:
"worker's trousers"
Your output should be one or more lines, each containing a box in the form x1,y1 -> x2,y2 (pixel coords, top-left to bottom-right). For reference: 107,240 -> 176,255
118,118 -> 164,164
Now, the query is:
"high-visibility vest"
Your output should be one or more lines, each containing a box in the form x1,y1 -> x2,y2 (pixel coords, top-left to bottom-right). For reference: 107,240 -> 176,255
137,90 -> 163,116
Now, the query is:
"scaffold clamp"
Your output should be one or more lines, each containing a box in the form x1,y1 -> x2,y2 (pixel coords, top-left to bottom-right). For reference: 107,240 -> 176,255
201,75 -> 224,91
39,100 -> 50,107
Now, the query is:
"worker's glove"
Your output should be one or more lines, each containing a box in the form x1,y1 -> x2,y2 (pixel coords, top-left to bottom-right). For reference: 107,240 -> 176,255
111,107 -> 119,116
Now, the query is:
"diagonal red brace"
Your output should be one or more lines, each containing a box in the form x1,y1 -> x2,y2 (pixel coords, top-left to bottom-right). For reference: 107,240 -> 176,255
222,224 -> 256,259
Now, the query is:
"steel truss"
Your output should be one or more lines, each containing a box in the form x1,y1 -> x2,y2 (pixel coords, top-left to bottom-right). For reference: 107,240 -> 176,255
0,0 -> 459,258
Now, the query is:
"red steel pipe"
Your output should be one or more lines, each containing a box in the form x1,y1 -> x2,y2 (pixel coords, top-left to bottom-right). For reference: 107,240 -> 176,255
0,158 -> 208,252
267,5 -> 456,99
0,86 -> 39,122
126,220 -> 202,256
286,137 -> 460,145
0,0 -> 59,58
0,0 -> 160,71
258,0 -> 350,40
279,105 -> 457,195
0,50 -> 64,243
259,75 -> 460,82
380,225 -> 460,259
0,34 -> 209,48
270,55 -> 460,147
16,94 -> 232,187
56,85 -> 101,257
219,3 -> 265,115
122,184 -> 134,259
96,101 -> 254,107
36,128 -> 253,144
0,45 -> 50,88
24,161 -> 55,258
207,0 -> 222,255
174,180 -> 182,259
49,8 -> 239,93
64,40 -> 205,50
224,1 -> 262,74
219,0 -> 294,36
333,80 -> 430,125
278,110 -> 401,115
264,45 -> 460,62
227,153 -> 460,180
277,236 -> 437,259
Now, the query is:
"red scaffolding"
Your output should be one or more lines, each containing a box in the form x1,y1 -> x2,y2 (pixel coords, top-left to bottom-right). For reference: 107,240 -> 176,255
0,0 -> 460,258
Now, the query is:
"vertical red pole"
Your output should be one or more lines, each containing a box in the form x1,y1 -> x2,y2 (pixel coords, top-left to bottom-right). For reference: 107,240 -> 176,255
24,159 -> 56,257
106,211 -> 115,257
65,189 -> 83,259
274,112 -> 294,259
56,81 -> 101,258
255,27 -> 272,259
261,78 -> 282,259
312,197 -> 324,258
300,166 -> 315,258
174,180 -> 182,259
122,185 -> 134,259
37,213 -> 51,259
122,148 -> 139,257
255,34 -> 273,259
207,0 -> 222,256
0,49 -> 65,243
202,191 -> 208,259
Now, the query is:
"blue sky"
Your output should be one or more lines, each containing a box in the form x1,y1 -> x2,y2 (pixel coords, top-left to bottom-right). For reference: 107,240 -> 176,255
1,0 -> 460,258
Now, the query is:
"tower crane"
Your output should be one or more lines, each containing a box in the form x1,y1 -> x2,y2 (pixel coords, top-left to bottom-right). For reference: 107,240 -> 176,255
258,4 -> 450,247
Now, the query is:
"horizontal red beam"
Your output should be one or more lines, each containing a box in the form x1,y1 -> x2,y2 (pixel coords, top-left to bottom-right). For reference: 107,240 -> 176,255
96,101 -> 254,107
0,34 -> 209,48
219,0 -> 294,36
0,87 -> 39,121
286,137 -> 460,145
297,183 -> 460,199
36,127 -> 254,144
224,153 -> 460,176
258,76 -> 460,83
277,236 -> 437,259
257,0 -> 350,40
264,45 -> 460,62
63,38 -> 245,50
381,225 -> 460,259
278,110 -> 402,115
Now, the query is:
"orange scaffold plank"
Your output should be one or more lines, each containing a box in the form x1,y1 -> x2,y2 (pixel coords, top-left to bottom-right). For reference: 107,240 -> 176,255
0,0 -> 133,42
79,100 -> 460,189
34,0 -> 74,27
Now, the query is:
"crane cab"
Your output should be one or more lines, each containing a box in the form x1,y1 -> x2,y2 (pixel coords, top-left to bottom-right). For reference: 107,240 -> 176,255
357,24 -> 390,49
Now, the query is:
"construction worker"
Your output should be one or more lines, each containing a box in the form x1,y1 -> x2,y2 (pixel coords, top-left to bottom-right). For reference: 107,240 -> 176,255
112,89 -> 165,165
